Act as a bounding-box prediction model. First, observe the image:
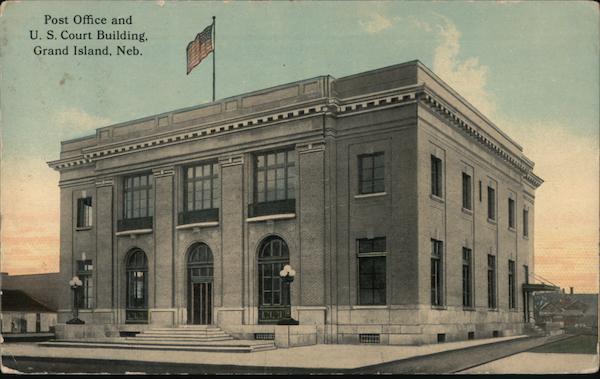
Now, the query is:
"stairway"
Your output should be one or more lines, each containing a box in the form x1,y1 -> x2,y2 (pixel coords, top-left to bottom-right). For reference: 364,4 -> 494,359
40,325 -> 276,353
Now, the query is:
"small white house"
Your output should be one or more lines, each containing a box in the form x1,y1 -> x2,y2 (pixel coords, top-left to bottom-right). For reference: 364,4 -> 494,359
1,289 -> 57,334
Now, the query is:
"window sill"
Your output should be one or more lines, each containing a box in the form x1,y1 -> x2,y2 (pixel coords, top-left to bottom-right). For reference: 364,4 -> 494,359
176,221 -> 219,230
247,213 -> 296,223
488,308 -> 499,312
523,235 -> 529,240
508,226 -> 516,232
351,305 -> 388,310
461,207 -> 473,216
463,306 -> 476,312
354,192 -> 387,199
430,194 -> 444,204
115,229 -> 153,237
431,305 -> 447,310
487,218 -> 497,225
75,226 -> 93,231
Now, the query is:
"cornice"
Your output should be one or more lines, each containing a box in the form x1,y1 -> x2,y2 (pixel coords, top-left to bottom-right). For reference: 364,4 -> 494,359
524,172 -> 544,189
47,156 -> 92,171
47,83 -> 542,189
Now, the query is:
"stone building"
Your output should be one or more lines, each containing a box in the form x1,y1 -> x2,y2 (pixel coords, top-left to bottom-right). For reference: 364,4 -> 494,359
48,60 -> 543,345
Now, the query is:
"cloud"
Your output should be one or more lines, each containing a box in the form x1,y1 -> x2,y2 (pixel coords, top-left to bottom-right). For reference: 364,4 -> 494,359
431,18 -> 496,118
408,16 -> 432,33
359,12 -> 393,34
51,107 -> 112,136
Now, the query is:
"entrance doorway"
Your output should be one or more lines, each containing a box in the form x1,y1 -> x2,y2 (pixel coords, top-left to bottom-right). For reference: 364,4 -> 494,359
191,282 -> 212,324
187,243 -> 214,325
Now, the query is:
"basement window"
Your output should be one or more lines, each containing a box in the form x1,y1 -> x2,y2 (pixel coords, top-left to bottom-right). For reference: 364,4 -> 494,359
254,333 -> 275,341
359,334 -> 380,344
437,333 -> 446,343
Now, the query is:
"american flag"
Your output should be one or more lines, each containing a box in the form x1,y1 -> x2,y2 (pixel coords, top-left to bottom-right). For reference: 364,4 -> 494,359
186,23 -> 214,75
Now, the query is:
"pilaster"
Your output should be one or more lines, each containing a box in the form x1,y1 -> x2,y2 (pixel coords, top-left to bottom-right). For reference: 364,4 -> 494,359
95,176 -> 114,311
151,166 -> 175,322
218,155 -> 245,317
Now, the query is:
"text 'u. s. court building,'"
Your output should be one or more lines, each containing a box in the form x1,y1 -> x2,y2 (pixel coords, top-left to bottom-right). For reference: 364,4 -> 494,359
48,60 -> 544,347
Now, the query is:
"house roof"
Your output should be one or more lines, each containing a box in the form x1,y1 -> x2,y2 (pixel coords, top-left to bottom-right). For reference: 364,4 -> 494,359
535,293 -> 598,316
0,289 -> 56,313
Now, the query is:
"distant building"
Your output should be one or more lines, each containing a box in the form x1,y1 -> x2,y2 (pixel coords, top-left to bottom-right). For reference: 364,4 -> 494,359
0,272 -> 60,336
1,272 -> 61,311
48,60 -> 543,345
535,292 -> 598,329
0,289 -> 57,334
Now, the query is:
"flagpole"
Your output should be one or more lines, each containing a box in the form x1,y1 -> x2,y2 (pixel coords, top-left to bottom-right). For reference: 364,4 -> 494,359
212,16 -> 216,102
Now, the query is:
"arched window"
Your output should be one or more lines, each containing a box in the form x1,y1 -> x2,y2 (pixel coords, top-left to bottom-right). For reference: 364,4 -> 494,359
125,249 -> 148,323
258,236 -> 290,323
187,243 -> 213,324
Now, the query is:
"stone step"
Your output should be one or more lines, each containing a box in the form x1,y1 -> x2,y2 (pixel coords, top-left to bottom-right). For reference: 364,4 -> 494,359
139,333 -> 230,339
137,331 -> 230,336
176,325 -> 221,329
124,338 -> 268,347
150,326 -> 222,332
129,336 -> 235,342
136,332 -> 229,337
141,329 -> 224,335
39,340 -> 275,353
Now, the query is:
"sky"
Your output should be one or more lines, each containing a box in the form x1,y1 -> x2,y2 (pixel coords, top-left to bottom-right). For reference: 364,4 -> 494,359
1,1 -> 598,293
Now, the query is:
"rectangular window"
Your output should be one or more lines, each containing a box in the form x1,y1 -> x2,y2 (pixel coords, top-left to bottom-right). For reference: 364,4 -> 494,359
123,173 -> 153,219
487,255 -> 497,308
358,152 -> 385,194
76,259 -> 94,309
462,173 -> 472,210
76,197 -> 93,228
524,265 -> 529,284
357,237 -> 386,305
431,156 -> 443,197
508,198 -> 515,229
478,180 -> 482,202
508,260 -> 516,309
431,239 -> 444,306
184,162 -> 220,211
462,248 -> 473,307
487,186 -> 496,220
255,149 -> 296,203
523,209 -> 529,237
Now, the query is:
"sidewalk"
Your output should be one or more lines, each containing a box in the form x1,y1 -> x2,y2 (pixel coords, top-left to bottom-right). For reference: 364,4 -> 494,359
1,335 -> 524,370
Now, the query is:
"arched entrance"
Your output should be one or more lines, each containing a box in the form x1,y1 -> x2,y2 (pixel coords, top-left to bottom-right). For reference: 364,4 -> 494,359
125,249 -> 148,323
258,236 -> 291,323
187,243 -> 213,324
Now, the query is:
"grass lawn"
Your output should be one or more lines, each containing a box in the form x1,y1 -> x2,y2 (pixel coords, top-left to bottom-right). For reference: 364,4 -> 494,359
530,335 -> 598,354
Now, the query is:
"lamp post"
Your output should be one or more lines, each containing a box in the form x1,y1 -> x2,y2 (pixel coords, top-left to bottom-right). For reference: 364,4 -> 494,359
277,265 -> 299,325
66,276 -> 85,324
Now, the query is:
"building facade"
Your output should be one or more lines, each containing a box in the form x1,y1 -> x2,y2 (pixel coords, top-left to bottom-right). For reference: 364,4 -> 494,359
48,61 -> 543,345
